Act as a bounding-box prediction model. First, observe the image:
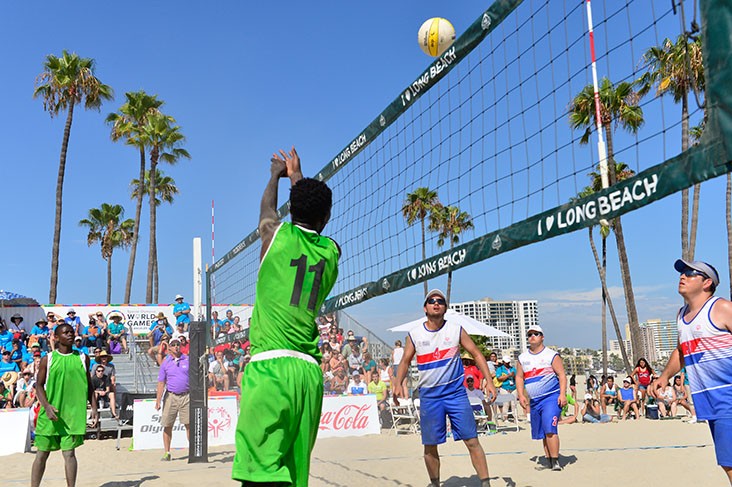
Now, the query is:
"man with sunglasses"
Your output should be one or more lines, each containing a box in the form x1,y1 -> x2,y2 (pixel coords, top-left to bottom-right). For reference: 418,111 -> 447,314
155,337 -> 190,461
394,289 -> 496,487
652,259 -> 732,484
516,324 -> 567,471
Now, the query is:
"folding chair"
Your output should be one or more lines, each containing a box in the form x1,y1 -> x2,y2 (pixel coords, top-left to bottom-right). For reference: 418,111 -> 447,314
494,393 -> 519,432
389,398 -> 419,435
469,399 -> 494,435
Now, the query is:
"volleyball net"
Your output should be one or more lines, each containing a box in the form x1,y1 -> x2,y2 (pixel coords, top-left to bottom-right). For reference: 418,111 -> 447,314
208,0 -> 732,317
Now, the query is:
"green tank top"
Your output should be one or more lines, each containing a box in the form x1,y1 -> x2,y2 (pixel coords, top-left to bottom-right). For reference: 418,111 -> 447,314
36,350 -> 89,436
250,222 -> 339,360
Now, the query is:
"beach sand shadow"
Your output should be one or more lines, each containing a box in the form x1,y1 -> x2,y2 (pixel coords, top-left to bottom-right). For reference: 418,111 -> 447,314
98,475 -> 159,487
443,474 -> 517,486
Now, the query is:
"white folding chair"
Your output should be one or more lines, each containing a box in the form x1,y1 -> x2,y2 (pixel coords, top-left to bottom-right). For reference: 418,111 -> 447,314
494,393 -> 519,432
389,398 -> 419,434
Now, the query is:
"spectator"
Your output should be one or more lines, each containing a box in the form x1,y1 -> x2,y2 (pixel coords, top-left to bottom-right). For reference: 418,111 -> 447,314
465,376 -> 490,418
150,335 -> 171,366
618,377 -> 640,420
82,317 -> 103,349
178,335 -> 190,355
657,379 -> 677,418
208,348 -> 231,391
63,308 -> 83,336
569,374 -> 577,399
586,375 -> 600,399
98,351 -> 118,418
229,316 -> 244,334
347,371 -> 368,394
155,336 -> 190,461
331,368 -> 348,394
462,352 -> 484,389
0,350 -> 20,373
496,356 -> 517,419
378,358 -> 392,391
107,312 -> 128,354
0,380 -> 13,409
172,321 -> 187,341
149,313 -> 173,349
30,319 -> 51,352
632,357 -> 654,415
89,347 -> 103,371
0,321 -> 13,352
172,294 -> 191,331
368,372 -> 388,419
210,310 -> 223,337
672,375 -> 697,422
329,350 -> 345,375
328,333 -> 341,354
347,345 -> 364,374
342,335 -> 357,360
487,352 -> 499,380
222,309 -> 234,329
72,336 -> 88,355
392,339 -> 404,376
362,351 -> 377,383
581,394 -> 612,423
90,365 -> 111,409
601,376 -> 619,414
9,340 -> 26,369
14,370 -> 34,407
7,314 -> 26,343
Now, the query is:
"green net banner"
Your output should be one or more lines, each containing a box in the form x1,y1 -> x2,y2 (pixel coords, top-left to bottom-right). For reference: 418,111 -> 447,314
209,0 -> 524,275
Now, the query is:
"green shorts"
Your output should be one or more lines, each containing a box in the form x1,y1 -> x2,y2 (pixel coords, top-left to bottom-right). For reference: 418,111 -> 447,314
35,434 -> 84,452
232,357 -> 323,486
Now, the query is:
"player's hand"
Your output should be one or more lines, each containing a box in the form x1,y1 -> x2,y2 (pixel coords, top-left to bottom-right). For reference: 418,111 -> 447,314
518,394 -> 528,409
46,405 -> 59,421
89,411 -> 99,428
270,156 -> 287,178
649,378 -> 664,399
558,394 -> 567,407
485,386 -> 498,404
275,146 -> 302,180
392,383 -> 404,399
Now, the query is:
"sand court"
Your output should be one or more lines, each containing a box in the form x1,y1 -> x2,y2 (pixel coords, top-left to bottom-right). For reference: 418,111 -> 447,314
3,417 -> 725,486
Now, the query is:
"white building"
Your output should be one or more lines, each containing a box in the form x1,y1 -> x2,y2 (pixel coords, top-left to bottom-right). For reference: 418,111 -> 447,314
450,298 -> 539,352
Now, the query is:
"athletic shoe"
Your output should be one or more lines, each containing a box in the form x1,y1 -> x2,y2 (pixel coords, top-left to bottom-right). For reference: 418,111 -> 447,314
552,462 -> 563,471
161,452 -> 171,461
689,416 -> 697,424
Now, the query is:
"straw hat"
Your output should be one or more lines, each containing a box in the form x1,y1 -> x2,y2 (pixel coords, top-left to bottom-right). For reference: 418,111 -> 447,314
98,350 -> 113,361
1,371 -> 19,387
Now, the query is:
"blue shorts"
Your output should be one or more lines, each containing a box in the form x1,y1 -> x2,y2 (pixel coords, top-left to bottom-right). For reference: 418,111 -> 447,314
419,389 -> 477,445
709,418 -> 732,467
530,393 -> 561,440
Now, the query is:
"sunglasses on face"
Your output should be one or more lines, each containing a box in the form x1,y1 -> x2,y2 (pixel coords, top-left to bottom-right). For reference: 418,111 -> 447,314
681,269 -> 709,279
426,298 -> 446,305
527,332 -> 543,337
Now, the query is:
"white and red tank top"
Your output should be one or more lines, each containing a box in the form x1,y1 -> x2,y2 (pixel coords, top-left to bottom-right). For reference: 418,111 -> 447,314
409,320 -> 464,399
678,297 -> 732,420
518,346 -> 560,403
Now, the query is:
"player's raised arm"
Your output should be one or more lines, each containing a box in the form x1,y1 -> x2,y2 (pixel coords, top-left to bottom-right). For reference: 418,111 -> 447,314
259,154 -> 287,261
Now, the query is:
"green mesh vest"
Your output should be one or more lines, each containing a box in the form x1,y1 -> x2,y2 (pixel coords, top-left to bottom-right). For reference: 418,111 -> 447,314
36,350 -> 88,436
250,222 -> 339,360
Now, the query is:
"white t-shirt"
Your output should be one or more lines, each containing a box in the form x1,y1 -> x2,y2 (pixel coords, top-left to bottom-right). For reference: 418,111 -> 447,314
347,380 -> 368,394
392,347 -> 404,365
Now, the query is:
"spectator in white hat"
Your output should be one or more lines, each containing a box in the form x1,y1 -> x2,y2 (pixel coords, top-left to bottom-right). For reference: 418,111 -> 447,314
172,295 -> 191,332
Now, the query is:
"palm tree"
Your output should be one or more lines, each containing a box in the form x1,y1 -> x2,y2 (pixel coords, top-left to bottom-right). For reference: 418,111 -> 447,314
79,204 -> 134,303
131,169 -> 180,302
34,50 -> 113,303
637,35 -> 705,261
569,77 -> 645,362
428,204 -> 473,302
106,91 -> 165,303
402,187 -> 439,296
139,113 -> 190,303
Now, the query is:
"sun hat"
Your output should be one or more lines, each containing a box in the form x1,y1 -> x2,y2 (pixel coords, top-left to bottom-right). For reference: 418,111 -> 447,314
584,393 -> 593,400
460,351 -> 475,361
98,350 -> 113,361
67,308 -> 76,315
175,294 -> 184,300
501,355 -> 512,363
10,313 -> 23,323
674,259 -> 720,286
2,371 -> 19,387
108,311 -> 124,320
157,312 -> 166,319
423,289 -> 448,306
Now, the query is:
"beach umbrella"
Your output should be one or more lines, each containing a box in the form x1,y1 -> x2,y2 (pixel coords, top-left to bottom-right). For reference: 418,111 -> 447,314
388,309 -> 511,337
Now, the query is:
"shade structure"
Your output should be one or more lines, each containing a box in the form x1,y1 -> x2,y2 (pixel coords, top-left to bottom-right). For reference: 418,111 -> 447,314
388,309 -> 510,338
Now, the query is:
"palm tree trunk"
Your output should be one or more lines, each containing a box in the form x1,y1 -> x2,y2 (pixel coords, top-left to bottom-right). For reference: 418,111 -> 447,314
689,183 -> 701,259
681,93 -> 701,260
727,173 -> 732,300
153,239 -> 159,303
107,255 -> 113,304
588,226 -> 632,373
421,218 -> 428,297
124,146 -> 146,303
49,103 -> 76,304
146,154 -> 158,303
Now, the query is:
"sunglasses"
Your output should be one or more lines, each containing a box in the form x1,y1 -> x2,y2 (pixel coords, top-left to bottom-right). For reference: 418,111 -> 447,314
527,332 -> 543,337
169,343 -> 180,347
681,269 -> 709,279
426,298 -> 446,305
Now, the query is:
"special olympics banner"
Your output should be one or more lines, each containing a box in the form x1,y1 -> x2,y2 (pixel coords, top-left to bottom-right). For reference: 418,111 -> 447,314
41,305 -> 252,336
0,408 -> 31,456
133,396 -> 238,450
318,394 -> 380,439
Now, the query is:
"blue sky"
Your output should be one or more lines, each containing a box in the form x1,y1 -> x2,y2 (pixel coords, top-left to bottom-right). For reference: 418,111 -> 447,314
0,1 -> 724,348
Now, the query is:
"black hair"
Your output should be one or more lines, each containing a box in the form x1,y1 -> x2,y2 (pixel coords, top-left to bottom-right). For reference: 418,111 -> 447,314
289,178 -> 332,227
54,323 -> 74,335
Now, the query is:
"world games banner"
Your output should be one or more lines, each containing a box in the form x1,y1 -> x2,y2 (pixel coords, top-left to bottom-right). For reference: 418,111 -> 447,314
39,305 -> 252,336
318,394 -> 380,439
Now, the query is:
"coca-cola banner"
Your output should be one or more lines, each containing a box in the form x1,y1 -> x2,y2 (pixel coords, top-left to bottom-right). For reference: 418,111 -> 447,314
318,394 -> 380,439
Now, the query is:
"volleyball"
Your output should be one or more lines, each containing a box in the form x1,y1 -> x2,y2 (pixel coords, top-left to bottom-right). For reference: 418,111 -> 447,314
418,18 -> 456,57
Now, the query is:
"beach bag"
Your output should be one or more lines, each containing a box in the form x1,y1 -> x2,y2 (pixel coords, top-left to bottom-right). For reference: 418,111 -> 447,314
109,339 -> 122,354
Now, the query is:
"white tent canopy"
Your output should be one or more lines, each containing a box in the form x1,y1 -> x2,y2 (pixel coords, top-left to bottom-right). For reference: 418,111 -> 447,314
388,309 -> 510,338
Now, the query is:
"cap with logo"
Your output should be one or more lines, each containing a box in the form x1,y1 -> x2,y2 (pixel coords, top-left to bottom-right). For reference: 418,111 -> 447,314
423,289 -> 448,306
674,259 -> 720,286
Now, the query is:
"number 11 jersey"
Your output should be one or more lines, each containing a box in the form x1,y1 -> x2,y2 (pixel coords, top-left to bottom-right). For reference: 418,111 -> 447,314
250,222 -> 340,361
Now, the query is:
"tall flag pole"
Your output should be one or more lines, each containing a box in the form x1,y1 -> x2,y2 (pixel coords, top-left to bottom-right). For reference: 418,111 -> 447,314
586,0 -> 609,190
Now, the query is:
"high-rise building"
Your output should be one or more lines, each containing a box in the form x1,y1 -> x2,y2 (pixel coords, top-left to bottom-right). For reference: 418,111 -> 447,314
641,318 -> 678,355
450,298 -> 539,352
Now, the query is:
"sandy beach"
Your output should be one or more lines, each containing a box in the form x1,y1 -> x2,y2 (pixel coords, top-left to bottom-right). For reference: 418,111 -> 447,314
2,416 -> 724,487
